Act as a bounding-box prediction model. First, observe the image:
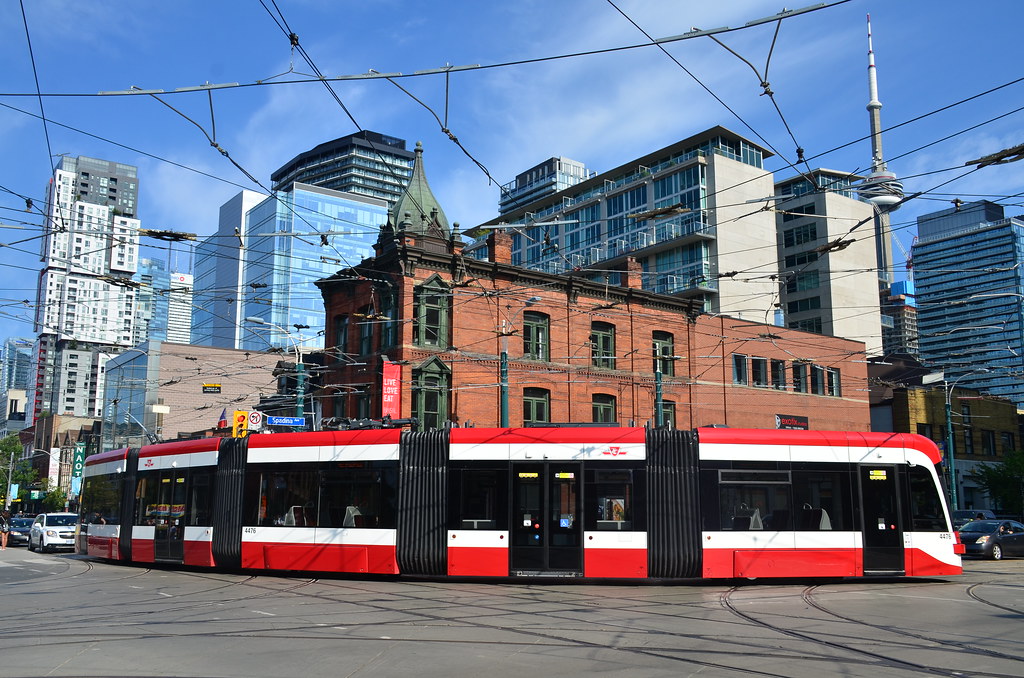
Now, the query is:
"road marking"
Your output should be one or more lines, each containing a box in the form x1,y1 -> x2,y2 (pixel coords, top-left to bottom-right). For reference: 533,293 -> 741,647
253,610 -> 276,616
157,592 -> 172,597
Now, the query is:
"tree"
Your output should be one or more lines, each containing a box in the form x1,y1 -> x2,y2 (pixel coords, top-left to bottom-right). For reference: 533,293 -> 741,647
42,486 -> 68,513
0,435 -> 39,507
972,449 -> 1024,517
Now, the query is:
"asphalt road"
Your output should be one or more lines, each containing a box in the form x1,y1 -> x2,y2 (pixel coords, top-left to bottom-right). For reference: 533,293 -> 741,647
0,547 -> 1021,678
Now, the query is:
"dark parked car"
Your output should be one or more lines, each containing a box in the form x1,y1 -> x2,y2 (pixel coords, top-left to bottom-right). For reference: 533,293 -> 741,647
8,517 -> 32,546
959,519 -> 1024,560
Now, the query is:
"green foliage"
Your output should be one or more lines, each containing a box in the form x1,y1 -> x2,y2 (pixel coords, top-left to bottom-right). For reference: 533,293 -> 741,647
973,449 -> 1024,516
42,487 -> 68,512
1,436 -> 40,505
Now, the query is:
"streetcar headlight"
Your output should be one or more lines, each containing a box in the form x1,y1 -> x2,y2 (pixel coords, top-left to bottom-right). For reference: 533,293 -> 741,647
975,535 -> 990,544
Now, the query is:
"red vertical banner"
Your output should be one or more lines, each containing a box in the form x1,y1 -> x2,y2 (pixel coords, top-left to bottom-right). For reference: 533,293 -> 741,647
381,360 -> 401,419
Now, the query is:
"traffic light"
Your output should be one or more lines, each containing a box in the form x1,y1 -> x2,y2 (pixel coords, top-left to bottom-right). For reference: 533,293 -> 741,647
232,411 -> 249,438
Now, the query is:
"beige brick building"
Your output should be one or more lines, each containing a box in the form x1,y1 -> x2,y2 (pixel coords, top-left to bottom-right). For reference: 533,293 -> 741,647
101,341 -> 283,449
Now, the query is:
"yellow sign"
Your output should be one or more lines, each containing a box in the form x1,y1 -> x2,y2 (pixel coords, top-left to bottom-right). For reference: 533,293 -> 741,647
869,469 -> 888,480
232,410 -> 249,438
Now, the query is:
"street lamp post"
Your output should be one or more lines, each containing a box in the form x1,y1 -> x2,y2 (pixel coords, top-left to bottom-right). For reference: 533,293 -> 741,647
944,369 -> 989,512
245,317 -> 306,420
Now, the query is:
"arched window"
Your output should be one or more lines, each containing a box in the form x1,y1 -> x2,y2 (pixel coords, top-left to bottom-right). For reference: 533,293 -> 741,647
412,357 -> 451,431
523,388 -> 550,425
333,315 -> 349,352
592,393 -> 617,423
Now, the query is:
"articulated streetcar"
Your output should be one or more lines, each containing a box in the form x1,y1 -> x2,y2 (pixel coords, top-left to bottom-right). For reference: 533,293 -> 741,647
79,427 -> 963,580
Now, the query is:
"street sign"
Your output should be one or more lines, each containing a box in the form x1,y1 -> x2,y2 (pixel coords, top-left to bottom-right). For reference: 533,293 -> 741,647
267,416 -> 306,427
248,411 -> 264,428
72,442 -> 86,478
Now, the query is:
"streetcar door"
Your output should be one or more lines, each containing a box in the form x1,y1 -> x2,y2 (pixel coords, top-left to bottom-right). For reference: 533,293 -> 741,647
859,465 -> 904,574
153,470 -> 186,563
511,463 -> 582,575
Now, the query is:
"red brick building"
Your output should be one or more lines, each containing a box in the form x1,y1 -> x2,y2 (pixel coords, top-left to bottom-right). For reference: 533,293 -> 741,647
315,144 -> 870,431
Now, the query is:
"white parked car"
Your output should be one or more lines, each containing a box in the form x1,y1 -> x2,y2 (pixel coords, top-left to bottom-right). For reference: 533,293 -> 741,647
29,513 -> 78,553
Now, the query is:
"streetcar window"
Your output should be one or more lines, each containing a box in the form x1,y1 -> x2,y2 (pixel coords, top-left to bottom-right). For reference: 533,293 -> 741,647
717,472 -> 792,531
187,469 -> 213,526
449,467 -> 509,530
907,466 -> 946,532
792,468 -> 853,531
585,468 -> 645,531
250,466 -> 319,527
82,474 -> 120,525
135,475 -> 160,525
318,466 -> 397,529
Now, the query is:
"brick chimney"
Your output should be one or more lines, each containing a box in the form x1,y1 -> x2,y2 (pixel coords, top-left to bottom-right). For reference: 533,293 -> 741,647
622,256 -> 643,289
487,229 -> 513,264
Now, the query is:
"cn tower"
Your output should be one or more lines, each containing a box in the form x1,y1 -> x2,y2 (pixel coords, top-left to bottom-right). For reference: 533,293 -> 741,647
857,14 -> 903,284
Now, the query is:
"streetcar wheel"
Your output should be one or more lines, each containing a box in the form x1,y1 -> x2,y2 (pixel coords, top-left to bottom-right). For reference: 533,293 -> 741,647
991,544 -> 1003,560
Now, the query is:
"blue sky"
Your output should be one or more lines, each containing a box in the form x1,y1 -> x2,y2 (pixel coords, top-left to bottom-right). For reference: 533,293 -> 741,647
2,0 -> 1023,343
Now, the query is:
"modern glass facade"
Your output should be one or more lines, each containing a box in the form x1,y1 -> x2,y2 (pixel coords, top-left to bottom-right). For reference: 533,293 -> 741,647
913,201 -> 1024,406
270,131 -> 414,208
101,343 -> 152,450
468,128 -> 774,319
240,183 -> 388,353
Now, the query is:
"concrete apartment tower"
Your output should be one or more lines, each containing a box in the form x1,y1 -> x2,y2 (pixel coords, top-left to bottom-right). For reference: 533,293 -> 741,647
29,156 -> 142,421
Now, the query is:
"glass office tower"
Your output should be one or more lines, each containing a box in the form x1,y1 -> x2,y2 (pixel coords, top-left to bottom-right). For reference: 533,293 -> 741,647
913,201 -> 1024,406
240,183 -> 388,353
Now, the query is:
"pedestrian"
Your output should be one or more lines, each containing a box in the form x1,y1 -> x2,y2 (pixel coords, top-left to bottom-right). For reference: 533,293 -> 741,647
0,510 -> 10,550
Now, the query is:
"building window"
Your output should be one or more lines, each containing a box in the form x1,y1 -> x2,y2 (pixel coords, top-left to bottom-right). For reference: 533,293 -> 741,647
412,358 -> 450,431
982,430 -> 996,456
523,388 -> 550,425
523,311 -> 550,361
590,322 -> 616,369
785,270 -> 820,294
1000,431 -> 1014,454
413,277 -> 450,348
771,359 -> 786,390
592,393 -> 616,423
788,317 -> 822,334
333,315 -> 349,353
751,357 -> 768,387
380,290 -> 397,349
732,354 -> 748,385
652,331 -> 675,375
963,428 -> 975,455
357,306 -> 374,355
787,296 -> 821,314
658,400 -> 676,429
792,363 -> 807,393
810,365 -> 826,395
784,251 -> 818,267
782,222 -> 818,248
826,367 -> 841,397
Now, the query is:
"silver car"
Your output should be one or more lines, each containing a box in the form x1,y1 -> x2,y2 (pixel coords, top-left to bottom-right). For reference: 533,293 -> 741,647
28,513 -> 78,553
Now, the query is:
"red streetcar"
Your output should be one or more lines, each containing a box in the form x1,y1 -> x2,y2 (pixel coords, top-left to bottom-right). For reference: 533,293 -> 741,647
79,427 -> 962,580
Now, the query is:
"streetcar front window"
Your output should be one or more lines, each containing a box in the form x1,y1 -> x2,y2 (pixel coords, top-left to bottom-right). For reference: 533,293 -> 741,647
907,466 -> 947,531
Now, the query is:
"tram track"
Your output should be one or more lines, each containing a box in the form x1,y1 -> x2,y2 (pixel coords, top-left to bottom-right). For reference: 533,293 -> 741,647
720,585 -> 1022,678
800,582 -> 1024,666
